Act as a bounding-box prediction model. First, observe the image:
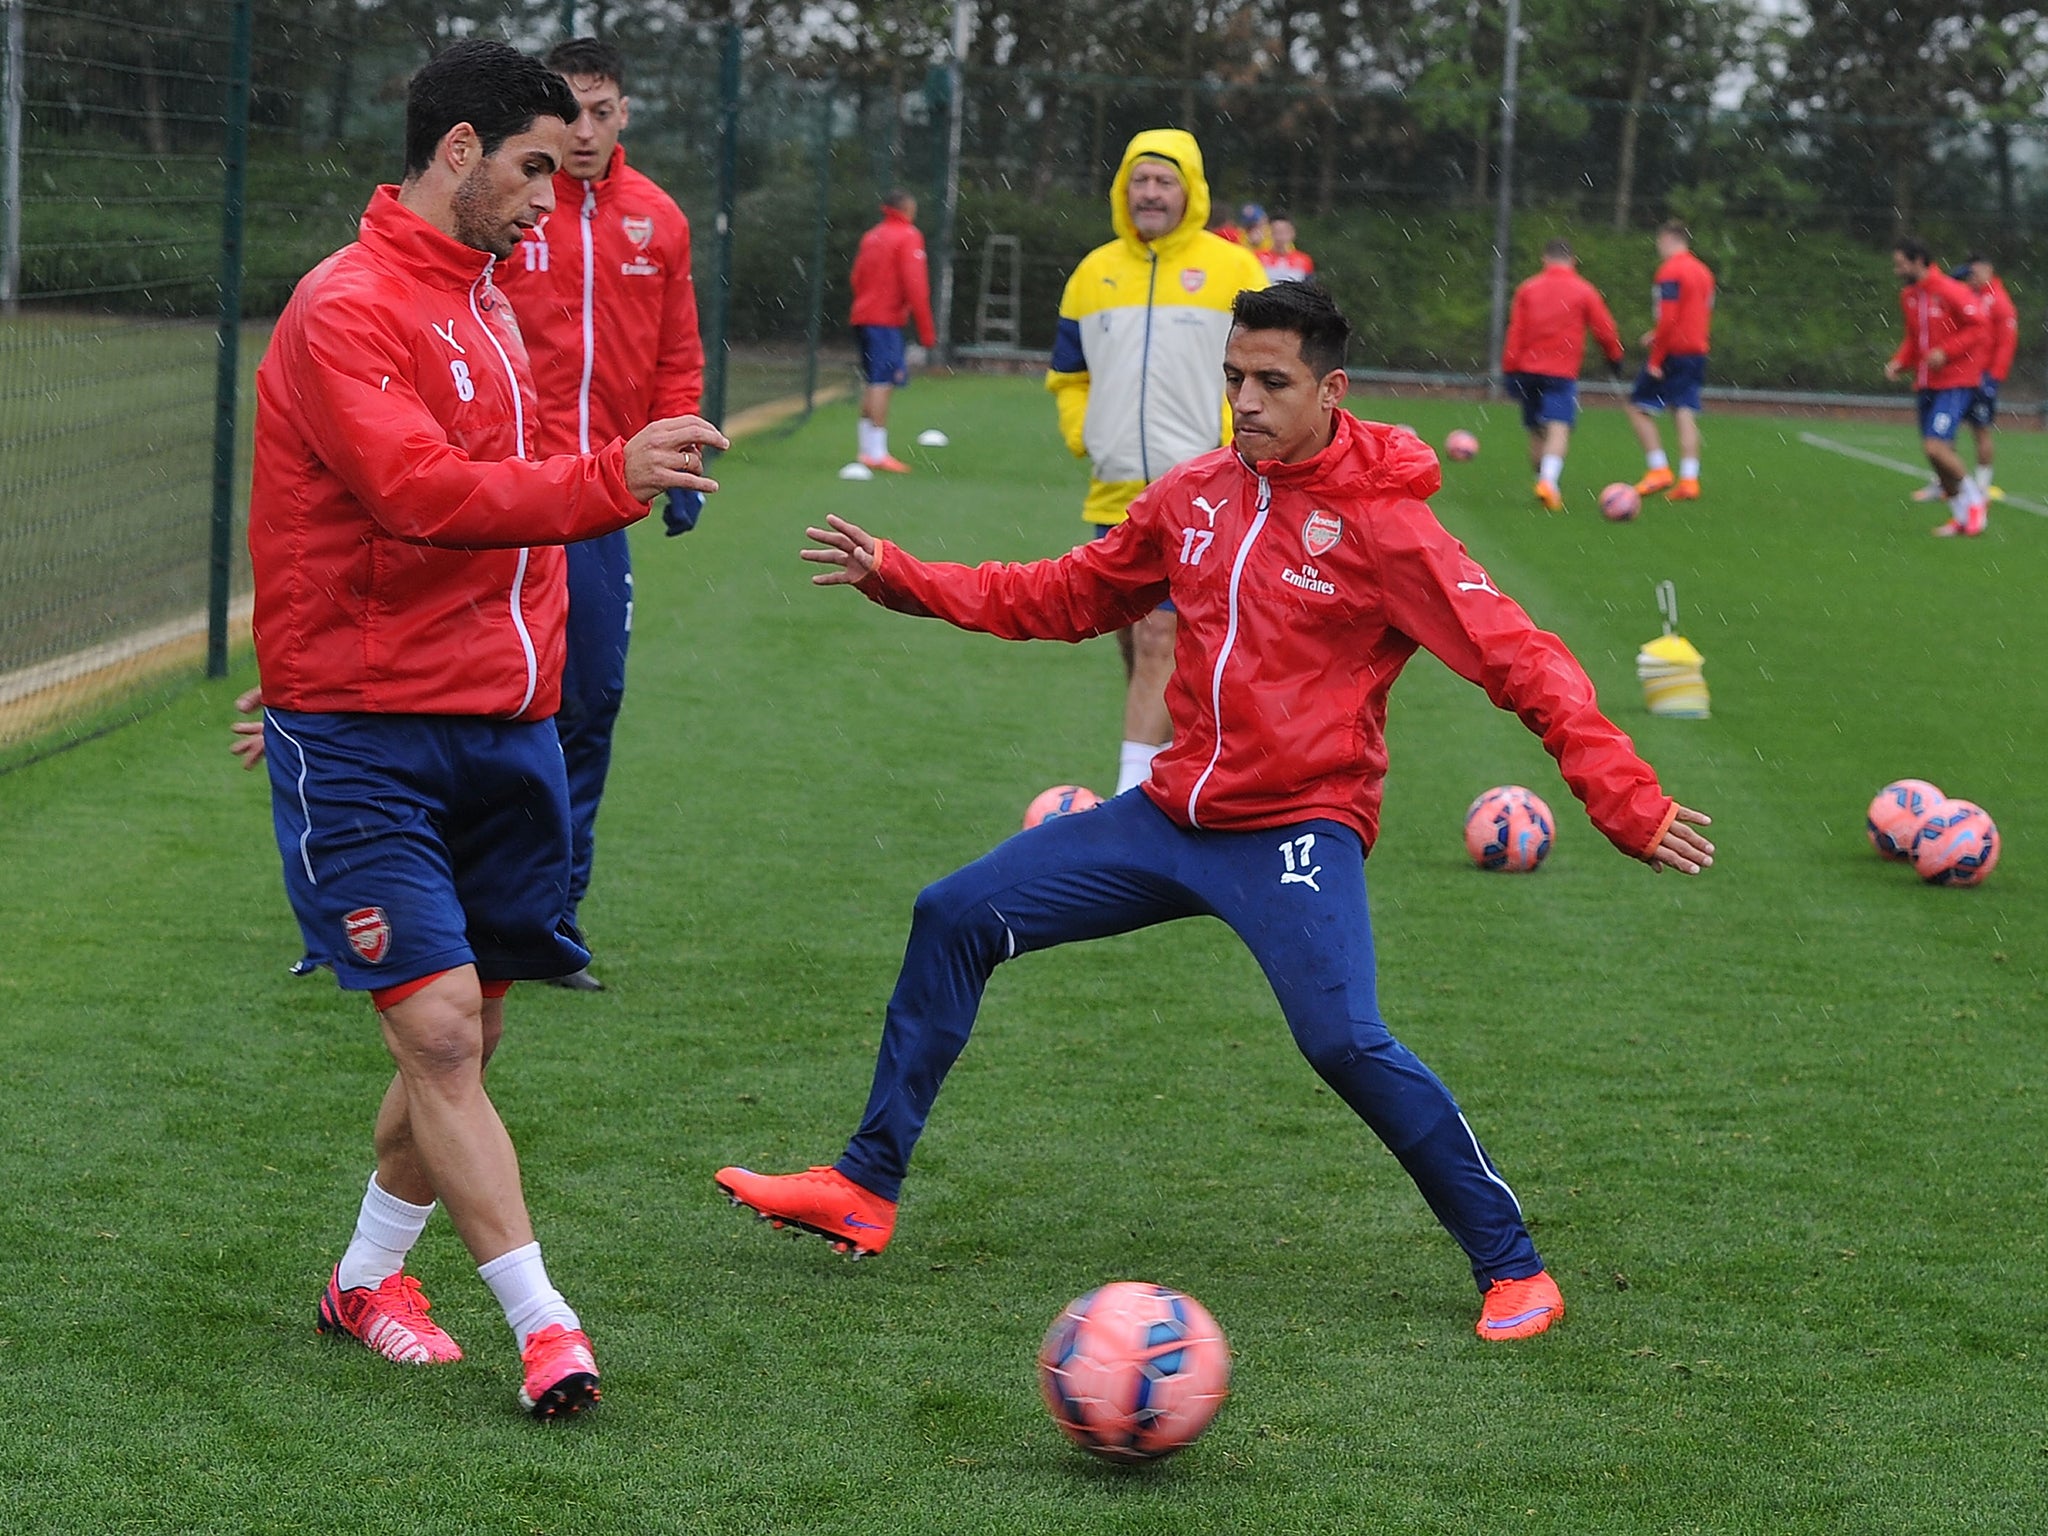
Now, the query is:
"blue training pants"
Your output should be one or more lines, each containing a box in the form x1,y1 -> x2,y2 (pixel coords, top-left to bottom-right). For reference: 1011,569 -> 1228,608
835,789 -> 1543,1289
557,529 -> 633,922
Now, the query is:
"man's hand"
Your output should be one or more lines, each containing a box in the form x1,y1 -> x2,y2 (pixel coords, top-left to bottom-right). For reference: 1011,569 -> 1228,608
802,514 -> 881,586
1648,805 -> 1714,874
1647,362 -> 1665,380
1927,347 -> 1948,369
1638,329 -> 1656,349
1883,359 -> 1903,382
624,415 -> 730,505
231,687 -> 266,769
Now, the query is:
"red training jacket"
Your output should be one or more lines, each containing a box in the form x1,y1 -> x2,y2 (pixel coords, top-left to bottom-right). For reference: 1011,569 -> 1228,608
1980,275 -> 2018,382
849,206 -> 936,347
498,145 -> 703,455
857,411 -> 1677,859
1891,270 -> 1988,392
1647,249 -> 1714,369
1502,263 -> 1624,378
249,187 -> 650,720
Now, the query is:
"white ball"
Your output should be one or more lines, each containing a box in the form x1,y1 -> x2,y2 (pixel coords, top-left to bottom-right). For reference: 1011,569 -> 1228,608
837,461 -> 875,481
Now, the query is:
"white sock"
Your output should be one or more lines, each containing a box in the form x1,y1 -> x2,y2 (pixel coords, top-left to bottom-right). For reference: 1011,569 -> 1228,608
857,420 -> 879,460
479,1241 -> 580,1350
1977,465 -> 1995,490
1538,453 -> 1563,487
1678,457 -> 1700,481
337,1174 -> 435,1292
1949,488 -> 1975,522
1116,740 -> 1163,795
1646,449 -> 1669,472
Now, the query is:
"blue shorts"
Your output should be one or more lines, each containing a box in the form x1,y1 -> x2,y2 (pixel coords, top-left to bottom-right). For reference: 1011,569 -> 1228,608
262,710 -> 589,990
1092,521 -> 1173,613
1964,376 -> 2000,429
1629,353 -> 1707,413
857,325 -> 909,388
1504,372 -> 1578,430
1918,387 -> 1972,443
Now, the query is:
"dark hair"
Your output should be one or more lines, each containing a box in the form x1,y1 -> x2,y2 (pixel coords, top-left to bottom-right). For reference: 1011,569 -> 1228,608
1657,219 -> 1691,243
1230,281 -> 1351,378
882,187 -> 915,210
1964,251 -> 1991,267
546,36 -> 625,90
404,40 -> 579,177
1543,238 -> 1573,261
1893,235 -> 1932,265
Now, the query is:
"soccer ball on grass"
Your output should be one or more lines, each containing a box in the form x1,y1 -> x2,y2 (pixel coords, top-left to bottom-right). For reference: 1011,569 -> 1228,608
1037,1282 -> 1230,1463
1464,785 -> 1554,872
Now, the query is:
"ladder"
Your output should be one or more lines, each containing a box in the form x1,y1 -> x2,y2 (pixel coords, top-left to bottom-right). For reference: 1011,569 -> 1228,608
975,234 -> 1022,348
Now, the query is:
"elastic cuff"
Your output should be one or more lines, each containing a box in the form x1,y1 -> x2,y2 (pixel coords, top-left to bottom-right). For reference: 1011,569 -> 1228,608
371,969 -> 452,1011
480,979 -> 514,1000
1640,799 -> 1682,861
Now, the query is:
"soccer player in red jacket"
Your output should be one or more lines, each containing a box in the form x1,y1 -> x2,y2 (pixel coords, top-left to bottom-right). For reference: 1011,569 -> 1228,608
496,36 -> 707,992
1501,239 -> 1625,511
848,190 -> 937,474
717,282 -> 1714,1343
1626,221 -> 1714,501
233,42 -> 723,1415
1885,237 -> 1992,537
1960,254 -> 2018,504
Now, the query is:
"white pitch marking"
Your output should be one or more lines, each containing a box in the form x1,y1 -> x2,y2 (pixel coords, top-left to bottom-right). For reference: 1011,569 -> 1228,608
1799,431 -> 2048,517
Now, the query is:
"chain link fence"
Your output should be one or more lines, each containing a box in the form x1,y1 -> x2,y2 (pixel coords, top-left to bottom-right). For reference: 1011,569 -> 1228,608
5,3 -> 2046,770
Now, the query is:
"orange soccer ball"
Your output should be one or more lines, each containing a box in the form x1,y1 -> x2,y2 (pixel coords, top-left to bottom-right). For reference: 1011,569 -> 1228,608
1464,785 -> 1555,872
1866,778 -> 1944,861
1910,799 -> 2000,886
1599,482 -> 1642,521
1444,429 -> 1480,461
1023,784 -> 1102,829
1037,1282 -> 1231,1463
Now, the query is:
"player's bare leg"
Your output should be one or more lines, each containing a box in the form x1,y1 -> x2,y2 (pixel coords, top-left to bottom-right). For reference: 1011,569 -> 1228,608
860,383 -> 909,473
1971,422 -> 2000,497
1533,421 -> 1568,511
1119,608 -> 1175,792
1667,407 -> 1703,499
364,968 -> 598,1416
1626,403 -> 1674,495
1924,437 -> 1985,537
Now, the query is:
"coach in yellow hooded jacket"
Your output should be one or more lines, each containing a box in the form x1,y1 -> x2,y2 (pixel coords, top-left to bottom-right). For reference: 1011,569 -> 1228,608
1047,128 -> 1267,792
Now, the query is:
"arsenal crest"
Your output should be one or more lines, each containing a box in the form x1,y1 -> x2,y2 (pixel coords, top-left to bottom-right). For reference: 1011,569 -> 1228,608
344,907 -> 392,965
1302,509 -> 1342,557
1180,268 -> 1207,293
621,215 -> 654,248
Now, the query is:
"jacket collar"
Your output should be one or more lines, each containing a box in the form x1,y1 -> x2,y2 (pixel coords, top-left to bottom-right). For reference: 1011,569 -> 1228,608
882,204 -> 915,227
359,185 -> 494,292
559,142 -> 627,196
1240,410 -> 1443,501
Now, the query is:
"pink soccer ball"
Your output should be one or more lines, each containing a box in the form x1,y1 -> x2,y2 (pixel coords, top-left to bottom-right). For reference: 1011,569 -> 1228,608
1867,778 -> 1945,860
1444,429 -> 1480,461
1023,784 -> 1101,830
1599,482 -> 1642,521
1910,799 -> 2000,886
1037,1281 -> 1231,1463
1465,785 -> 1554,872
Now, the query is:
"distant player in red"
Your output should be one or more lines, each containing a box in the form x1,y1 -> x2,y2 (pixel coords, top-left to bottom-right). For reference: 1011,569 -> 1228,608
714,282 -> 1714,1345
848,190 -> 936,474
1960,254 -> 2017,503
1259,216 -> 1316,283
1886,236 -> 1992,537
1626,220 -> 1714,501
1501,239 -> 1624,512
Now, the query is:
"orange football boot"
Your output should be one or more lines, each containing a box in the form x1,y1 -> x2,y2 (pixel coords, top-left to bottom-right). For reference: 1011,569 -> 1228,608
1533,479 -> 1564,512
715,1164 -> 898,1257
1666,477 -> 1701,501
1633,466 -> 1676,496
317,1267 -> 463,1364
1475,1270 -> 1565,1340
859,454 -> 913,474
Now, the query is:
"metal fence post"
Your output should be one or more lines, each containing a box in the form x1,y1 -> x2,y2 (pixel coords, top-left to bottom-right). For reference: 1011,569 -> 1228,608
1,0 -> 24,313
801,81 -> 833,415
932,0 -> 969,366
1482,0 -> 1523,401
702,18 -> 741,428
207,0 -> 253,679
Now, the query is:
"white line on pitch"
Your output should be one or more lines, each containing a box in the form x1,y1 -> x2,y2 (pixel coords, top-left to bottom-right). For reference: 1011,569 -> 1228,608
1799,431 -> 2048,517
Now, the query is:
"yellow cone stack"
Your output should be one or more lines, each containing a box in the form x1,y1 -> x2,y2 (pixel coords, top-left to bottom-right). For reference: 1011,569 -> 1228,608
1637,632 -> 1710,717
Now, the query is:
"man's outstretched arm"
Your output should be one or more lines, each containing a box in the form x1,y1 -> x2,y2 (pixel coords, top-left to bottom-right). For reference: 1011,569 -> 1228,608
803,513 -> 1168,643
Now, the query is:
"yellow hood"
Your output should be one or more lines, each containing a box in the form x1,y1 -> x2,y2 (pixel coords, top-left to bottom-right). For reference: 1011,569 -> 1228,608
1110,128 -> 1211,258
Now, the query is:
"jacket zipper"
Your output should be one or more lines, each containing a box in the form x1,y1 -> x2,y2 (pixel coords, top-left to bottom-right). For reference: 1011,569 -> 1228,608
1187,471 -> 1271,828
469,262 -> 539,717
1137,250 -> 1157,482
578,181 -> 597,452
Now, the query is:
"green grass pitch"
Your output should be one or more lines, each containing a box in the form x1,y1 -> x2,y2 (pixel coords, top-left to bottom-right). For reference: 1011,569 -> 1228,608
1,376 -> 2043,1533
